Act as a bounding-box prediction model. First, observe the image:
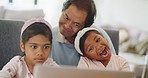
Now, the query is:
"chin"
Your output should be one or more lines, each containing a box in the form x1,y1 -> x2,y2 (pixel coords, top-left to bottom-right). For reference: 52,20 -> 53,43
35,60 -> 45,64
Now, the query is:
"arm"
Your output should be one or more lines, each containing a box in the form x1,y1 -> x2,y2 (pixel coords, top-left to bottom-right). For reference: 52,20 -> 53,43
0,56 -> 21,78
0,71 -> 11,78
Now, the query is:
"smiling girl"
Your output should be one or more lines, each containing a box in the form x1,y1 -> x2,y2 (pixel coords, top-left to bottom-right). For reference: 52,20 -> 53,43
74,27 -> 130,71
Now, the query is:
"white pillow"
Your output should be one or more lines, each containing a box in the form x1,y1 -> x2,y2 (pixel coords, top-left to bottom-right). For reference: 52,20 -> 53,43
119,29 -> 129,44
138,31 -> 148,42
4,8 -> 45,21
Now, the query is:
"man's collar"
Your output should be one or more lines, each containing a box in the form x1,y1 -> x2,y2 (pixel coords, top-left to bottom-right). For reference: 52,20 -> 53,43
57,30 -> 70,44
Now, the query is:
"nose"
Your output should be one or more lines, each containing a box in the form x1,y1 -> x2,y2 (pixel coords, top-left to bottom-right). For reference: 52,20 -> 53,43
65,20 -> 72,29
95,44 -> 103,52
37,48 -> 44,56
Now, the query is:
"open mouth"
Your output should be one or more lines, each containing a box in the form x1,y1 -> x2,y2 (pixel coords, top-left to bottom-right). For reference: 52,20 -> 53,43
100,48 -> 108,57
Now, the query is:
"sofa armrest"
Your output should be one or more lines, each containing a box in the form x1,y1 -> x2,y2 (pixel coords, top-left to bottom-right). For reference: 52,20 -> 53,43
4,8 -> 45,21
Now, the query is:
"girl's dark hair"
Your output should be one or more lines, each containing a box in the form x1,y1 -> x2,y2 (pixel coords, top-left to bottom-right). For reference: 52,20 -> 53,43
62,0 -> 96,27
22,22 -> 52,44
80,30 -> 100,55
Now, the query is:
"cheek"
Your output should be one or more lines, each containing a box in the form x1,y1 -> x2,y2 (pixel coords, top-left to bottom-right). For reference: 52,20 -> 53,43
73,28 -> 81,34
44,51 -> 50,59
104,41 -> 110,49
85,52 -> 95,59
24,48 -> 36,56
44,49 -> 51,55
59,16 -> 65,24
25,51 -> 35,59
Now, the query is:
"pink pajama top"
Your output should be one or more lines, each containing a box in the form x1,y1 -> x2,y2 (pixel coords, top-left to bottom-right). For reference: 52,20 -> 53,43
0,56 -> 59,78
77,55 -> 130,71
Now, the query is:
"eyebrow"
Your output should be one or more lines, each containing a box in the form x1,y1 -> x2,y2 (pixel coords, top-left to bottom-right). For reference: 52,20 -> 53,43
65,12 -> 81,26
86,44 -> 91,52
65,13 -> 69,19
94,35 -> 98,41
29,43 -> 51,45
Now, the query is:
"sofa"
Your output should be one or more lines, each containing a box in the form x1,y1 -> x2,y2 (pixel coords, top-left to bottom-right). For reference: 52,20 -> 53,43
0,19 -> 24,69
113,25 -> 148,78
0,19 -> 119,70
100,25 -> 148,78
0,5 -> 44,21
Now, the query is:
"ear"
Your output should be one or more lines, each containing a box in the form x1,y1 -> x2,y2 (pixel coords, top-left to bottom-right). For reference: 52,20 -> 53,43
20,40 -> 25,52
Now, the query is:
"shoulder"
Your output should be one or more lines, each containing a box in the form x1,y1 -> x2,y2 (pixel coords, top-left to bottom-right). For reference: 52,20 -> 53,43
77,57 -> 91,68
52,27 -> 58,33
43,58 -> 59,67
112,55 -> 127,62
2,55 -> 23,69
1,56 -> 23,77
80,56 -> 90,62
111,55 -> 130,71
8,56 -> 23,63
3,56 -> 23,67
52,27 -> 58,40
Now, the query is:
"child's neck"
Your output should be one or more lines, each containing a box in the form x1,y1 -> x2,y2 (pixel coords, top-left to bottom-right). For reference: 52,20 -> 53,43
101,60 -> 110,67
100,55 -> 111,67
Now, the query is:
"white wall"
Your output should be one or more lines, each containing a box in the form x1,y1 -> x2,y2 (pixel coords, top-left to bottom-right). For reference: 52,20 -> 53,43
1,0 -> 148,31
38,0 -> 64,28
94,0 -> 148,31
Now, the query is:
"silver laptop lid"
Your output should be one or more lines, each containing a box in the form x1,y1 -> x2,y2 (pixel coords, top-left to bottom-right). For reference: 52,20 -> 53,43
34,64 -> 135,78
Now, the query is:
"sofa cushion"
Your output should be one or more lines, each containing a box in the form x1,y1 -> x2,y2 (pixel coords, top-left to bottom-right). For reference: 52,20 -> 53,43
4,8 -> 45,21
119,29 -> 128,44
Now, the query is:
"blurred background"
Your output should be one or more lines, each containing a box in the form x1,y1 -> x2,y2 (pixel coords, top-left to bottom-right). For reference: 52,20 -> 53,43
0,0 -> 147,31
0,0 -> 148,78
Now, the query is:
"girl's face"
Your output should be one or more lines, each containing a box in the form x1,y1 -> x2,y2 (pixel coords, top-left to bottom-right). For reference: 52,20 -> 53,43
20,34 -> 51,66
83,31 -> 111,61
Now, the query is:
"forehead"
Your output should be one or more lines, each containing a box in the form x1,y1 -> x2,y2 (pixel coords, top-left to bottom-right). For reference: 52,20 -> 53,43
87,30 -> 103,37
86,31 -> 98,38
84,31 -> 103,41
26,34 -> 50,44
65,5 -> 87,25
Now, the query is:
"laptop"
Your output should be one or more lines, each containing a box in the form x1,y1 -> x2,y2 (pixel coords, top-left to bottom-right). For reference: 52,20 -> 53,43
33,64 -> 135,78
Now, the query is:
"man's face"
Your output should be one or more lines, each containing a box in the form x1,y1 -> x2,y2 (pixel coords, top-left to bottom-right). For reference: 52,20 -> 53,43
59,4 -> 87,40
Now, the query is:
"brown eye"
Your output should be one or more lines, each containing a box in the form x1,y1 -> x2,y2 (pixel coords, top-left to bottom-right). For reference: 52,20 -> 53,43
65,16 -> 69,20
96,37 -> 100,43
44,45 -> 49,49
89,47 -> 93,52
31,45 -> 37,49
74,23 -> 80,27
